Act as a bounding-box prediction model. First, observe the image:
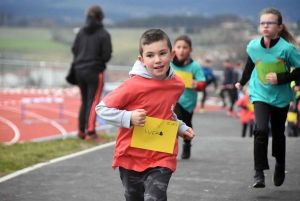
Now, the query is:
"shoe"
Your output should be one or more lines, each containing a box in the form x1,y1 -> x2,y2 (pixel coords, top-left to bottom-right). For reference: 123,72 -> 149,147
199,108 -> 205,113
227,111 -> 236,117
181,143 -> 191,159
221,103 -> 227,109
85,134 -> 106,143
77,131 -> 86,140
253,174 -> 265,188
273,163 -> 285,187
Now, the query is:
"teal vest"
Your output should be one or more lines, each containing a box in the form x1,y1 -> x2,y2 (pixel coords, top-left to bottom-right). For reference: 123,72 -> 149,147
247,38 -> 300,107
170,61 -> 206,112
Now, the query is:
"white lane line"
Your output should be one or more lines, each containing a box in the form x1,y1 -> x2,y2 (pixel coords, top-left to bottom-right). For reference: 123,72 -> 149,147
0,116 -> 20,145
0,141 -> 116,183
0,106 -> 67,137
27,104 -> 78,118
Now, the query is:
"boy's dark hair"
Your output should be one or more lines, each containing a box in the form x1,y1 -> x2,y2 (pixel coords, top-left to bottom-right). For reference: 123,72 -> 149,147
235,60 -> 243,67
86,5 -> 104,22
139,29 -> 172,56
205,58 -> 211,63
174,35 -> 192,48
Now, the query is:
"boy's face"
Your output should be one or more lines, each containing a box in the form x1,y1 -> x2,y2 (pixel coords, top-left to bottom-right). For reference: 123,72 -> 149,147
138,40 -> 175,80
173,40 -> 192,61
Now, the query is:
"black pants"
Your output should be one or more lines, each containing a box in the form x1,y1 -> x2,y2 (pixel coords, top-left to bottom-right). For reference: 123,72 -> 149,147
201,77 -> 218,108
75,70 -> 104,134
119,167 -> 172,201
242,121 -> 253,137
174,103 -> 193,144
253,101 -> 289,170
220,88 -> 237,112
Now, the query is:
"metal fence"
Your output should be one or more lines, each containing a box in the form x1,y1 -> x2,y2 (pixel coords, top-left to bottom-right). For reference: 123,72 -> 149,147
0,59 -> 133,88
0,59 -> 223,89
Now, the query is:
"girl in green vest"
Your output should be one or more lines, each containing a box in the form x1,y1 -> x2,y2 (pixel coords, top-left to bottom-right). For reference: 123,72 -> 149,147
235,8 -> 300,188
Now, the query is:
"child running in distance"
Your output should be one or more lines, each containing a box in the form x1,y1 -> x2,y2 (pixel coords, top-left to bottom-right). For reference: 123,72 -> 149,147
170,35 -> 206,159
200,58 -> 218,113
236,86 -> 255,137
96,29 -> 194,201
235,7 -> 300,188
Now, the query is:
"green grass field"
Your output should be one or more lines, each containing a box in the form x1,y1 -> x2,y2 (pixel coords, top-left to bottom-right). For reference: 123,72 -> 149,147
0,27 -> 72,61
0,26 -> 245,68
0,134 -> 116,178
0,27 -> 210,65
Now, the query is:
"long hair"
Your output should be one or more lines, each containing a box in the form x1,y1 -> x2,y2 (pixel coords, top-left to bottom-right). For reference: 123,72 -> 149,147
259,8 -> 299,49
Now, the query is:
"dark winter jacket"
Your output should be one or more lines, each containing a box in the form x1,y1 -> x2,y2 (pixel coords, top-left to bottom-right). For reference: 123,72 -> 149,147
72,16 -> 112,73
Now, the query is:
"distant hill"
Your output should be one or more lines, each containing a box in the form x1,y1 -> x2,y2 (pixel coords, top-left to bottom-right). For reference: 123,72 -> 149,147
0,0 -> 299,26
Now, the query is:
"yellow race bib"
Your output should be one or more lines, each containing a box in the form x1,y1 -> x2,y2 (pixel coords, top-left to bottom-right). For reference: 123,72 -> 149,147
287,112 -> 297,123
131,116 -> 179,153
247,103 -> 254,112
174,70 -> 193,88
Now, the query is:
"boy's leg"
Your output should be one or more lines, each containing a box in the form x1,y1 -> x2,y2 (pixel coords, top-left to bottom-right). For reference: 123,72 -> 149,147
249,121 -> 254,137
219,88 -> 226,107
119,167 -> 144,201
174,103 -> 193,159
200,87 -> 207,109
229,88 -> 238,112
143,167 -> 173,201
242,123 -> 247,137
295,98 -> 300,137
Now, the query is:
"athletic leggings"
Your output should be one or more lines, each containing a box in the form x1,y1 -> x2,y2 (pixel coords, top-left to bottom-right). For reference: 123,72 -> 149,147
75,70 -> 104,134
253,101 -> 289,170
174,103 -> 193,144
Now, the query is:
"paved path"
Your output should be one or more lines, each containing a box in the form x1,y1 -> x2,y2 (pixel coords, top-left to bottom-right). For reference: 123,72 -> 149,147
1,110 -> 300,201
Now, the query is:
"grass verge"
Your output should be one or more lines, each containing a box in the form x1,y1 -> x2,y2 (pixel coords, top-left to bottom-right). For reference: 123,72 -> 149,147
0,134 -> 116,178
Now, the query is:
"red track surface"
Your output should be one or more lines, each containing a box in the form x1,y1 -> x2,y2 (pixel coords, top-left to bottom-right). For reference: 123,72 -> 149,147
0,88 -> 223,144
0,88 -> 81,144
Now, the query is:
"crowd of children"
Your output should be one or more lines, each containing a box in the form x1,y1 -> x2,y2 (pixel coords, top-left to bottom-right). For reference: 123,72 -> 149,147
72,4 -> 300,200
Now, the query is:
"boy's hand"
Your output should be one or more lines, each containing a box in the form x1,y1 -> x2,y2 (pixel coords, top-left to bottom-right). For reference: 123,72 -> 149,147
235,83 -> 243,90
294,86 -> 300,92
191,79 -> 198,89
183,128 -> 195,140
131,109 -> 147,126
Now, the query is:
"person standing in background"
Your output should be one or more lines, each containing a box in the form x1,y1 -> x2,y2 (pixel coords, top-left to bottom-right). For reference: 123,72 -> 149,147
71,5 -> 112,141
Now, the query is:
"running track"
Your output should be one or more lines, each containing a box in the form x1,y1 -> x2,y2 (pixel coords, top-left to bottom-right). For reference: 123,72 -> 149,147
0,87 -> 222,145
0,88 -> 81,144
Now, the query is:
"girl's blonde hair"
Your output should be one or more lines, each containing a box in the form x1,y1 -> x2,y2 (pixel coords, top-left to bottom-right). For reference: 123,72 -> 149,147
259,8 -> 299,49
